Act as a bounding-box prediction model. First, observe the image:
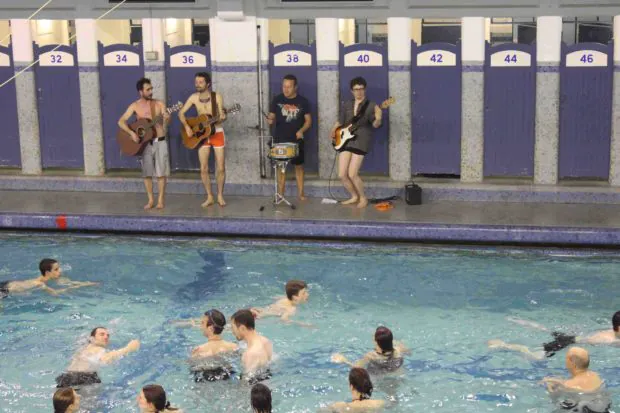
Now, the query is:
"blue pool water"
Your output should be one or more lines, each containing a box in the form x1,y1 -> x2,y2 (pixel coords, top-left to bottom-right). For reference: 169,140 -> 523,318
0,233 -> 619,413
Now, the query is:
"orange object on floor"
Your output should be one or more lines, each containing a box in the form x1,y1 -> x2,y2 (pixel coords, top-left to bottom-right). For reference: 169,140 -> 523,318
374,201 -> 394,211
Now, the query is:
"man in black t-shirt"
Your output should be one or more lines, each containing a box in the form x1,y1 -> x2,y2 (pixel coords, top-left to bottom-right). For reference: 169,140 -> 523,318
267,74 -> 312,200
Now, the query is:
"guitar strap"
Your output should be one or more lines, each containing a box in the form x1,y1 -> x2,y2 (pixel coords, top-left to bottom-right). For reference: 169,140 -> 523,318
210,91 -> 218,136
347,99 -> 370,126
149,99 -> 158,138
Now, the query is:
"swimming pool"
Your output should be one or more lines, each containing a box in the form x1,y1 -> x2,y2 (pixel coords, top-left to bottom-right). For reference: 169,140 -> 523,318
0,233 -> 618,412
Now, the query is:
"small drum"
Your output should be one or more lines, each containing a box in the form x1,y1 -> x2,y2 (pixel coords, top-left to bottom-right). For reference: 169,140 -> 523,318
269,142 -> 298,160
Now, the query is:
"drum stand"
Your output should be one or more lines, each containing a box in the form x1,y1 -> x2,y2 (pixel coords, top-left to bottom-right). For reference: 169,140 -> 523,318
271,158 -> 296,210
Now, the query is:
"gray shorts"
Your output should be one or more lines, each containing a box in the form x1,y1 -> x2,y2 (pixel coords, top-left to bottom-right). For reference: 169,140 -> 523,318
140,138 -> 170,178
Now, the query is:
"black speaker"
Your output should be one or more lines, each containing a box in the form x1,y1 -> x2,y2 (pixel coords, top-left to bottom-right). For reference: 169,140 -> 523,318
405,182 -> 422,205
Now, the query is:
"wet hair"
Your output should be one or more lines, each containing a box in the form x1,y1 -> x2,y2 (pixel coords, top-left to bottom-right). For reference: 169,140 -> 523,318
613,311 -> 620,332
251,383 -> 272,413
136,77 -> 151,92
568,350 -> 590,370
53,387 -> 76,413
90,326 -> 106,337
232,309 -> 255,330
39,258 -> 58,276
195,72 -> 211,85
283,74 -> 298,87
374,326 -> 394,354
205,309 -> 226,335
142,384 -> 178,412
285,280 -> 307,300
349,367 -> 373,400
350,76 -> 367,90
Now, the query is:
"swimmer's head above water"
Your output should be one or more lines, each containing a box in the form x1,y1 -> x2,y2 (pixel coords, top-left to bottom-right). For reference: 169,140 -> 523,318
40,258 -> 61,280
89,327 -> 110,347
612,311 -> 620,335
231,309 -> 255,341
566,347 -> 590,376
285,280 -> 308,304
138,384 -> 179,412
202,309 -> 226,336
251,383 -> 272,413
53,387 -> 80,413
374,326 -> 394,355
349,367 -> 373,401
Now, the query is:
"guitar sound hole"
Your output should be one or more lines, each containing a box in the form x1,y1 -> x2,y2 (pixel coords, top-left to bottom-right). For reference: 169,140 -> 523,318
137,129 -> 145,138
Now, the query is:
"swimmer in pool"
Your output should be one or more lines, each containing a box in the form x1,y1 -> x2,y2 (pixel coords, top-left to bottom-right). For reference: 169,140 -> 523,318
53,387 -> 80,413
0,258 -> 98,298
542,347 -> 603,393
137,384 -> 182,412
231,309 -> 273,383
251,383 -> 272,413
250,279 -> 311,325
331,326 -> 409,374
326,367 -> 385,412
189,309 -> 239,382
488,311 -> 620,360
55,327 -> 140,388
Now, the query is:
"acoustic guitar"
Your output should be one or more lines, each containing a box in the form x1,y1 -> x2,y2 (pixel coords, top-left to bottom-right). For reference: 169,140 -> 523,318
117,101 -> 183,156
181,104 -> 242,150
331,97 -> 395,151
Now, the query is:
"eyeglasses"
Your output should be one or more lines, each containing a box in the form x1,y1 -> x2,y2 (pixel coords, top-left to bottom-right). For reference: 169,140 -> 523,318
352,87 -> 365,92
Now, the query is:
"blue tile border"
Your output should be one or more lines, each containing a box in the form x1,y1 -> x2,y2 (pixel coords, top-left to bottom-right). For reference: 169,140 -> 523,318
317,64 -> 338,71
615,64 -> 620,72
2,212 -> 620,245
145,64 -> 165,72
462,65 -> 484,72
389,64 -> 410,72
212,65 -> 258,73
14,65 -> 34,73
78,66 -> 99,73
537,65 -> 560,73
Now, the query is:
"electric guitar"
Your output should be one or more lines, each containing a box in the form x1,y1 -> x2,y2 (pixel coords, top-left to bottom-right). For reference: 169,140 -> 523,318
117,101 -> 183,156
181,104 -> 242,149
331,97 -> 395,151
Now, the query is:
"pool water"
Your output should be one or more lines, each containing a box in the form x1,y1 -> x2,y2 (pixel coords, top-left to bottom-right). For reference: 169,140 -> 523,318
0,233 -> 619,413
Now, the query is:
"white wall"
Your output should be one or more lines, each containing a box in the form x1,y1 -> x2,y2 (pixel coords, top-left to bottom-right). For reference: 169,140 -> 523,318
31,20 -> 69,45
164,18 -> 192,47
97,20 -> 130,45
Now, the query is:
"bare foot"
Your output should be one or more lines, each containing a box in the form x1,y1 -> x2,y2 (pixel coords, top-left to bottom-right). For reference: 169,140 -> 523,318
217,196 -> 226,207
341,197 -> 359,205
298,194 -> 307,201
201,196 -> 215,208
144,200 -> 154,210
156,202 -> 164,209
487,339 -> 507,349
357,197 -> 368,208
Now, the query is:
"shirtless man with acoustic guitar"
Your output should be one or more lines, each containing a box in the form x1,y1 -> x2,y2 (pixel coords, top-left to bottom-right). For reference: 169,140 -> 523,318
118,78 -> 170,210
179,72 -> 227,207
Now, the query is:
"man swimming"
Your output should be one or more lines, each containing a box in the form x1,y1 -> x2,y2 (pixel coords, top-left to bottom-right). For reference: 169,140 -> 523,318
250,280 -> 310,324
543,347 -> 612,413
0,258 -> 98,298
231,309 -> 273,383
190,309 -> 239,382
331,326 -> 409,374
55,327 -> 140,388
488,312 -> 620,360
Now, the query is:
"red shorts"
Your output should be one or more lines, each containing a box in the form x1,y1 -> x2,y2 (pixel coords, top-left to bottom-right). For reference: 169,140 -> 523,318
202,131 -> 225,148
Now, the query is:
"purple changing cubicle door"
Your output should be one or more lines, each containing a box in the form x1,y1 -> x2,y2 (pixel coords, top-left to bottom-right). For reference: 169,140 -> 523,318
483,42 -> 536,177
411,41 -> 461,175
339,42 -> 389,175
165,43 -> 212,172
559,42 -> 613,179
0,44 -> 21,167
34,43 -> 84,169
98,42 -> 144,170
268,42 -> 319,173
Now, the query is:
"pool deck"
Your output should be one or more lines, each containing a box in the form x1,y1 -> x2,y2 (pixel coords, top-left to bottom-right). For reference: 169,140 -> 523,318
2,183 -> 620,246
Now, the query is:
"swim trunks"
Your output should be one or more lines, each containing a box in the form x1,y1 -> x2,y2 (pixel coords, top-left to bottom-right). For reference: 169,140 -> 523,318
0,281 -> 9,299
544,332 -> 577,357
367,356 -> 404,374
55,371 -> 101,388
192,366 -> 235,383
240,369 -> 272,385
